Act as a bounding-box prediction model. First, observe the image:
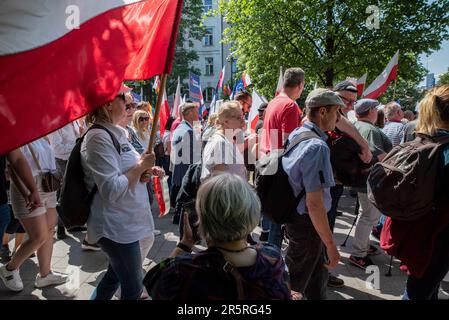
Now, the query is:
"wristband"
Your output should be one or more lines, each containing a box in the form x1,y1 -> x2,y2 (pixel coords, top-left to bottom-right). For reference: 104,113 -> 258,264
177,242 -> 192,253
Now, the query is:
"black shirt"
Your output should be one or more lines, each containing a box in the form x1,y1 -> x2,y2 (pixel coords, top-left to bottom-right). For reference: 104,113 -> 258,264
0,156 -> 7,205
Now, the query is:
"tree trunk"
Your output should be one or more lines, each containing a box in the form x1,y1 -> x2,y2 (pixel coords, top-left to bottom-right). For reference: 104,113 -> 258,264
325,0 -> 335,87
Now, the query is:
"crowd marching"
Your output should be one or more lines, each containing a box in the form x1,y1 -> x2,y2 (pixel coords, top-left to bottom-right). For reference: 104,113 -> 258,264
1,69 -> 449,301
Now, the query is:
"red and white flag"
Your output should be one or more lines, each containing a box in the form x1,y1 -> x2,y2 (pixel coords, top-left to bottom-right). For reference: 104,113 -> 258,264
247,90 -> 267,132
242,72 -> 252,88
217,66 -> 226,90
357,73 -> 368,97
153,176 -> 170,217
0,0 -> 183,154
363,51 -> 399,99
171,76 -> 181,118
275,67 -> 284,96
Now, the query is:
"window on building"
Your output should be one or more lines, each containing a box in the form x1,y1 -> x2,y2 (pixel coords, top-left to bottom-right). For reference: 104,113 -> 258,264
203,0 -> 212,13
203,87 -> 214,102
204,28 -> 213,46
205,57 -> 214,76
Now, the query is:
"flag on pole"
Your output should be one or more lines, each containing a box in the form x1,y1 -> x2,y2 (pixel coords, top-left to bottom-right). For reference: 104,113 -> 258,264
171,76 -> 181,118
153,76 -> 161,94
247,90 -> 268,132
275,67 -> 284,96
153,176 -> 170,217
357,73 -> 368,97
314,81 -> 318,90
217,66 -> 226,92
230,79 -> 245,100
0,0 -> 183,154
363,51 -> 399,99
242,72 -> 252,87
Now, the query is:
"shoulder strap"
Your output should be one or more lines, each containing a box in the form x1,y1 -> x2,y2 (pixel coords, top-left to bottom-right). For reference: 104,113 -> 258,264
89,124 -> 121,154
82,124 -> 122,201
284,130 -> 320,155
200,248 -> 246,300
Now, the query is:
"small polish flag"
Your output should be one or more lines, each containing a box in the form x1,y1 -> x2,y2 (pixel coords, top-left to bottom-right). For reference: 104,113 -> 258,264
363,51 -> 399,99
242,72 -> 252,87
248,90 -> 268,132
275,67 -> 284,96
357,73 -> 368,97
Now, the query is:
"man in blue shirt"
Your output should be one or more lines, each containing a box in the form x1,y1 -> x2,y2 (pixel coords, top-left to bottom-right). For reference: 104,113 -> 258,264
282,89 -> 343,300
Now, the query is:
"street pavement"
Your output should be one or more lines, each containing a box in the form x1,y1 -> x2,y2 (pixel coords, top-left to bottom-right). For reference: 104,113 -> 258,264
1,189 -> 448,300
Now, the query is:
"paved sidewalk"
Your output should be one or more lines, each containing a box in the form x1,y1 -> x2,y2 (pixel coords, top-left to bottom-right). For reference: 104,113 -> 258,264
1,190 -> 447,300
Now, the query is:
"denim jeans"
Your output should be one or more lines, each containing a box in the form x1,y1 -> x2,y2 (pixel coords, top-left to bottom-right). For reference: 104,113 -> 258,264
94,237 -> 143,300
405,223 -> 449,300
260,214 -> 271,232
0,203 -> 11,241
268,221 -> 282,249
327,184 -> 344,232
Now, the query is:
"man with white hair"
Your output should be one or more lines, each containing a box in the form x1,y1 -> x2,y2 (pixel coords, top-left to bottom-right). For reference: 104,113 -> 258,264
382,102 -> 406,146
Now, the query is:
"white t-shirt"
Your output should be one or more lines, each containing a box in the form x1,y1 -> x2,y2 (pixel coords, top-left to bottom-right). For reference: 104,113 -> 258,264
21,138 -> 56,176
201,132 -> 246,181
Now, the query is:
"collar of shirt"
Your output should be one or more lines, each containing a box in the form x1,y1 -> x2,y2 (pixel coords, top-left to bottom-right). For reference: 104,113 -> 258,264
181,120 -> 193,130
302,121 -> 328,141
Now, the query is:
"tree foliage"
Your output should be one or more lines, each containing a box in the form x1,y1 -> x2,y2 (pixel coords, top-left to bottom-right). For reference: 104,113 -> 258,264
218,0 -> 449,100
438,71 -> 449,85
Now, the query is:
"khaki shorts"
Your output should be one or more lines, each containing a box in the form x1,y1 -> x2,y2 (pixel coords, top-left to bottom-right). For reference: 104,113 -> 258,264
10,175 -> 57,220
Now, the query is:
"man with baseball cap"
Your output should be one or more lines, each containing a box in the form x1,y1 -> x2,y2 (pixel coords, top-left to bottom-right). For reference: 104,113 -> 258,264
349,99 -> 393,269
282,89 -> 343,300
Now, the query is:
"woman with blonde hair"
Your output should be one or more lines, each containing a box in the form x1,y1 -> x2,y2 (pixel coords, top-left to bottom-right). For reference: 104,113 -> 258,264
132,110 -> 152,149
201,101 -> 247,181
393,85 -> 449,300
82,87 -> 162,300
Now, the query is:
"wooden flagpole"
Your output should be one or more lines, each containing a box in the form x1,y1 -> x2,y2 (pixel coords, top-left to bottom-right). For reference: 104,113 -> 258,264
148,74 -> 168,152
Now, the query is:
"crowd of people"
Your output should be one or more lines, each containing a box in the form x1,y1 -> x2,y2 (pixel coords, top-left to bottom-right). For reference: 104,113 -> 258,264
0,70 -> 448,301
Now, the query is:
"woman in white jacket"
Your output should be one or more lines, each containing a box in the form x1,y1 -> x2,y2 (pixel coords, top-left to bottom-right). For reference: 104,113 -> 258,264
82,88 -> 161,300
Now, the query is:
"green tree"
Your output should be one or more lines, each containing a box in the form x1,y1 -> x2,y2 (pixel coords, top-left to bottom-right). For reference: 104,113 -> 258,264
438,71 -> 449,85
218,0 -> 449,100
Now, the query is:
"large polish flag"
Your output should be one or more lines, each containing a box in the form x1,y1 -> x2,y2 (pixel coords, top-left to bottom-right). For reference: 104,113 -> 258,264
0,0 -> 183,154
363,51 -> 399,99
247,90 -> 267,132
275,67 -> 284,96
357,73 -> 368,97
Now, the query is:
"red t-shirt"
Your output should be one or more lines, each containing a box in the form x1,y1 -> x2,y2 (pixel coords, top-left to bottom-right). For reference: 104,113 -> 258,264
260,94 -> 302,154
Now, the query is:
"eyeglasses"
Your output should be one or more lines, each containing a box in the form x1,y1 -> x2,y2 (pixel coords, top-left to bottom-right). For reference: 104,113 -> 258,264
139,117 -> 150,122
125,104 -> 136,111
339,95 -> 356,106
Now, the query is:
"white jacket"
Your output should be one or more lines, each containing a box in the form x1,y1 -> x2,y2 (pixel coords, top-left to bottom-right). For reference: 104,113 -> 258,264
49,121 -> 81,160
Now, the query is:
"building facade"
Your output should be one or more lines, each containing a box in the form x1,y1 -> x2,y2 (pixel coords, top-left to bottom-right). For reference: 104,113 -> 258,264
188,0 -> 233,104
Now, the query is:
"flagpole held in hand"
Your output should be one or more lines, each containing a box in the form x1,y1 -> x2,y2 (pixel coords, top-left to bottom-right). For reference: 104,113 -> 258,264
142,74 -> 168,180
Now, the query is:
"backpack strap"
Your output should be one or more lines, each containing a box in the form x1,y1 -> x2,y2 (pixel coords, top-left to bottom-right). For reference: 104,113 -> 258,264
284,129 -> 320,156
83,123 -> 122,201
89,124 -> 121,155
198,248 -> 246,300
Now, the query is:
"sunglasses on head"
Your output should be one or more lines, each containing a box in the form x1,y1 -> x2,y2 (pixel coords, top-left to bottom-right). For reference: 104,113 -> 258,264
139,117 -> 150,122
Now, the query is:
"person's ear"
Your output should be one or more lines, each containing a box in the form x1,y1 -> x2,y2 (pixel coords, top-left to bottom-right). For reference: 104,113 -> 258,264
107,103 -> 113,111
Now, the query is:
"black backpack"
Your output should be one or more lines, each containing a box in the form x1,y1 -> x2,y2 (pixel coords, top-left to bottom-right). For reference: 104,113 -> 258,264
367,133 -> 449,221
59,124 -> 121,229
326,130 -> 377,188
255,130 -> 319,224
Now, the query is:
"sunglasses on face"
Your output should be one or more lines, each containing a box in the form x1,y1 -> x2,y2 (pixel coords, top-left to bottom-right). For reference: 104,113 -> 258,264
139,117 -> 150,122
116,93 -> 126,102
126,104 -> 136,111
